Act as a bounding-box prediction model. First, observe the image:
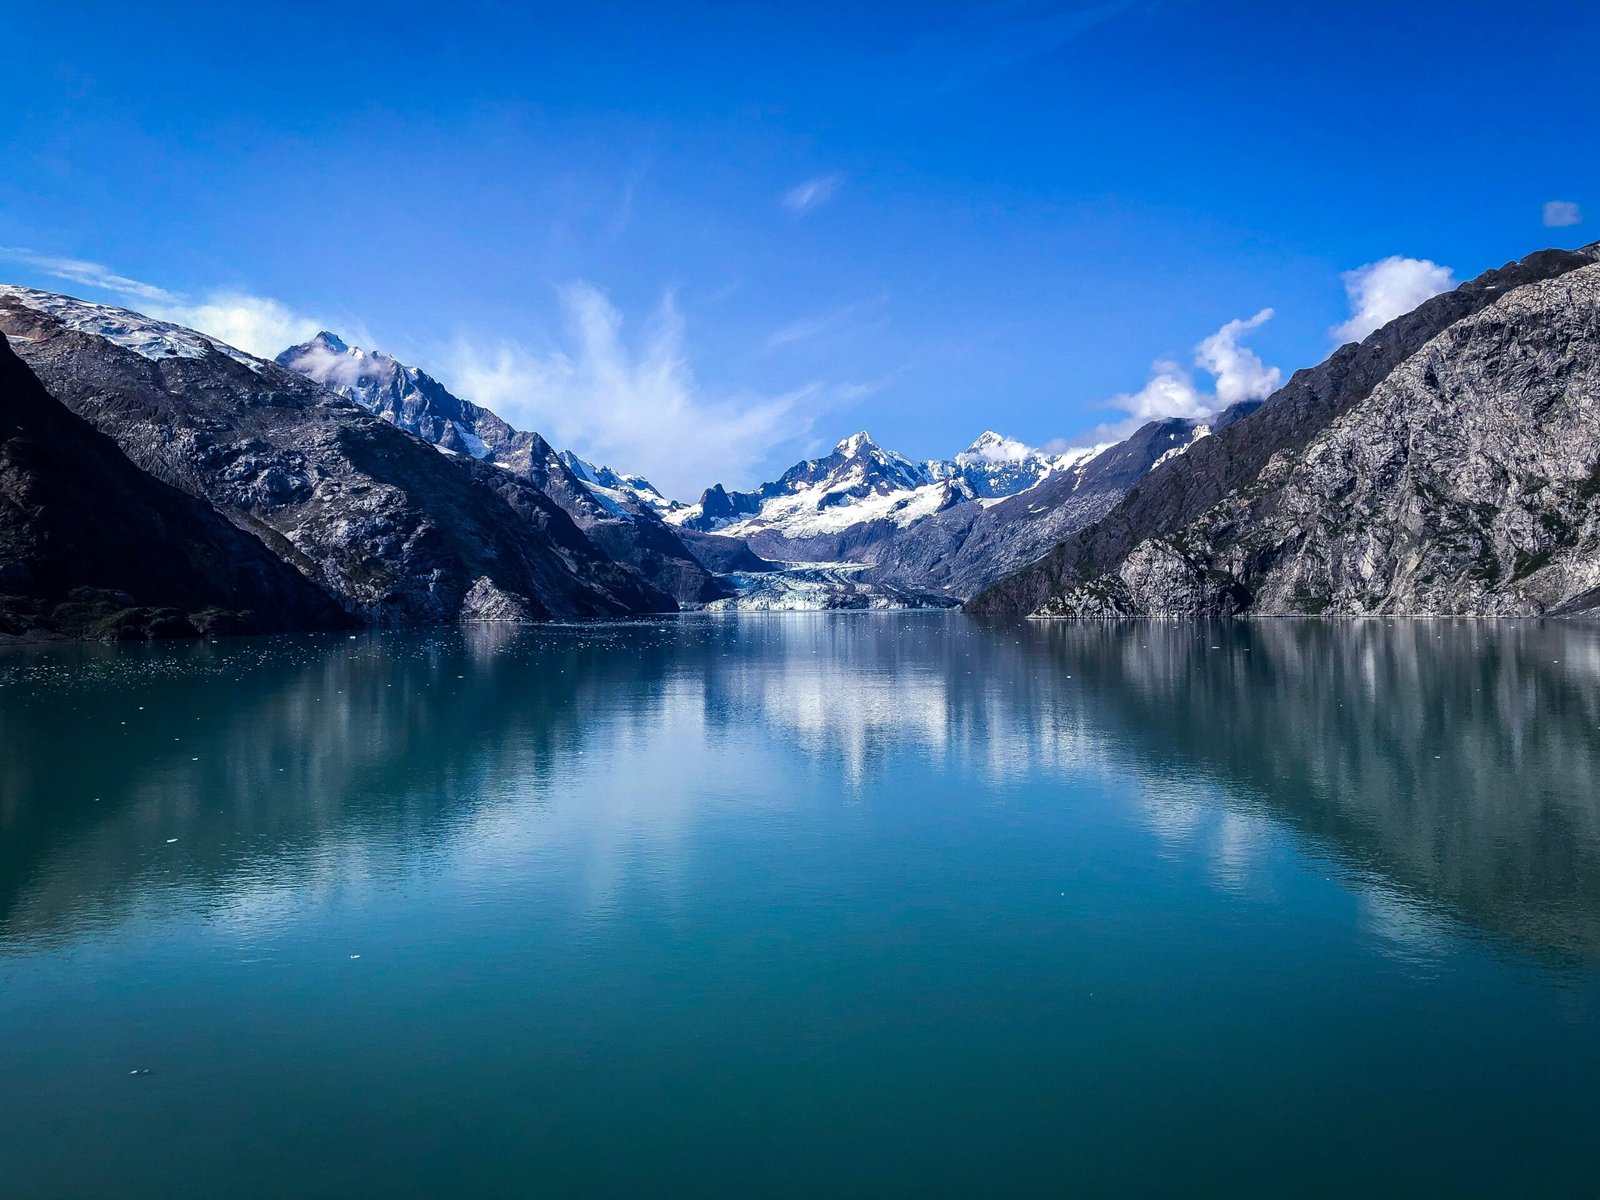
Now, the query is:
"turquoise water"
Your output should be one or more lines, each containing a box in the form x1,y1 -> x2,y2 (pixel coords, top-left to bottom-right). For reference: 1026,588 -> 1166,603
1,615 -> 1598,1197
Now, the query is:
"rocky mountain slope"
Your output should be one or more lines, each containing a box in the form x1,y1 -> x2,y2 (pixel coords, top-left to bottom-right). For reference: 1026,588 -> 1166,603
277,332 -> 729,604
277,331 -> 518,459
0,288 -> 675,625
0,330 -> 352,639
969,245 -> 1600,617
861,411 -> 1240,599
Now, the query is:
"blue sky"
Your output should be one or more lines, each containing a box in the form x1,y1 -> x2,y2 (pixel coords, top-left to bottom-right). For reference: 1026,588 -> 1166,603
2,1 -> 1595,497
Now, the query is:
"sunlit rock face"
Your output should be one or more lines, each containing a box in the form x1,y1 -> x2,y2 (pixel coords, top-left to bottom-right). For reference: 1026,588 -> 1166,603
975,245 -> 1600,618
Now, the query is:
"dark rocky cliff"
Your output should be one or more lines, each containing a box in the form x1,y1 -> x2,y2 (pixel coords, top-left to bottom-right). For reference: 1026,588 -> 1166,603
0,331 -> 352,639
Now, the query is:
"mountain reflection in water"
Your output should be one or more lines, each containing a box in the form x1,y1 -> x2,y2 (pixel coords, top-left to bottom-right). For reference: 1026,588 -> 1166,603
4,617 -> 1595,964
2,615 -> 1598,1198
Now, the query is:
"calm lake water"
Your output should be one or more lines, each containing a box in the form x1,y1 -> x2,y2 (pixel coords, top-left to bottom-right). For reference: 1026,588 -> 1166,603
2,615 -> 1598,1197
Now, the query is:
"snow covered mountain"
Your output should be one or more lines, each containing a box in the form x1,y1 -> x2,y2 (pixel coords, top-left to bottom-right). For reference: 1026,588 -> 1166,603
669,429 -> 1086,545
278,335 -> 682,519
0,285 -> 266,371
277,332 -> 516,461
931,430 -> 1093,499
556,451 -> 682,518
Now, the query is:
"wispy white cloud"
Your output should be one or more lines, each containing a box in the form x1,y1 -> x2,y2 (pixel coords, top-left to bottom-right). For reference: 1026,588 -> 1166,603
446,282 -> 866,499
277,337 -> 369,390
1543,199 -> 1583,228
1333,256 -> 1455,343
763,294 -> 887,352
1112,359 -> 1211,425
904,0 -> 1140,92
1099,307 -> 1280,436
1196,308 -> 1280,406
781,174 -> 843,215
0,245 -> 326,358
0,246 -> 180,304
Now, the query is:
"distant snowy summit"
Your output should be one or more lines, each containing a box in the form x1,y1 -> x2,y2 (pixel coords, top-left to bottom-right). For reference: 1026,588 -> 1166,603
666,428 -> 1097,541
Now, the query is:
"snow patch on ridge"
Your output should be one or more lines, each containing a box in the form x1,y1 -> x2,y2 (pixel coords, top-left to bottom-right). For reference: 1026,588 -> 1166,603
0,285 -> 264,370
1149,424 -> 1210,472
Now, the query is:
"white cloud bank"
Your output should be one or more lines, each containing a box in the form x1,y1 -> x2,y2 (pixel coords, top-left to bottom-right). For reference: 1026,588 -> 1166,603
782,174 -> 842,215
149,293 -> 323,358
446,283 -> 859,500
1105,308 -> 1281,432
1333,256 -> 1455,343
0,246 -> 324,357
955,432 -> 1036,465
1543,200 -> 1583,228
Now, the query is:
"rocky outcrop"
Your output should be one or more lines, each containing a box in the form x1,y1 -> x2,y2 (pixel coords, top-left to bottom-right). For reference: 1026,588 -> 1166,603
971,245 -> 1600,617
0,330 -> 352,639
0,290 -> 676,625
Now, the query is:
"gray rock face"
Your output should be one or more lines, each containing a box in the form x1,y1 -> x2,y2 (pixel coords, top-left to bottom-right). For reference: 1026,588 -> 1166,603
0,291 -> 676,625
508,438 -> 733,605
277,332 -> 729,605
971,245 -> 1600,618
0,330 -> 353,640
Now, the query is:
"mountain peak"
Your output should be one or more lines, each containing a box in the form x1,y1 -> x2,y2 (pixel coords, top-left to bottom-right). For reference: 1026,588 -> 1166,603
834,431 -> 875,456
957,430 -> 1034,464
309,330 -> 350,354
